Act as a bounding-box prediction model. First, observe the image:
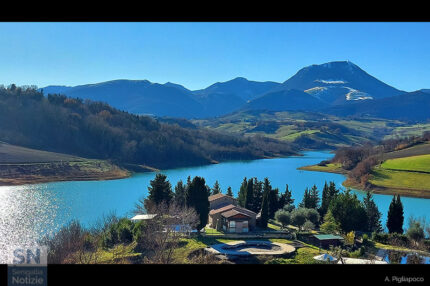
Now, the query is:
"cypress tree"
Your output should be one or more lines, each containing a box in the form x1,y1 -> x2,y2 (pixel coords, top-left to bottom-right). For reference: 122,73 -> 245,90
387,195 -> 404,234
185,176 -> 210,232
267,186 -> 279,219
237,177 -> 247,207
396,195 -> 404,233
244,178 -> 254,210
252,178 -> 263,213
260,187 -> 269,229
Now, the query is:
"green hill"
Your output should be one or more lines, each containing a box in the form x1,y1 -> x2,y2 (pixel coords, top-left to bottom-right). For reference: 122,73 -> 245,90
193,110 -> 415,150
0,85 -> 295,171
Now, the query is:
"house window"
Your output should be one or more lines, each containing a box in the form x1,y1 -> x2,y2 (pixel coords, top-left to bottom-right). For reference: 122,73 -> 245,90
229,221 -> 236,227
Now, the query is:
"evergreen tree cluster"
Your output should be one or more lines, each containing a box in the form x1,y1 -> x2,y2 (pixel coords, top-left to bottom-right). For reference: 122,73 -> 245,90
144,174 -> 210,232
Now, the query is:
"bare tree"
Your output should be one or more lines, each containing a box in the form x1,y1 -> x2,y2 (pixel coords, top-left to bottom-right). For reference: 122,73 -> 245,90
137,201 -> 199,264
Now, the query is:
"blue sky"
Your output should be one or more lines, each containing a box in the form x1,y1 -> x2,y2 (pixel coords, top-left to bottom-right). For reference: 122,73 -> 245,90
0,22 -> 429,91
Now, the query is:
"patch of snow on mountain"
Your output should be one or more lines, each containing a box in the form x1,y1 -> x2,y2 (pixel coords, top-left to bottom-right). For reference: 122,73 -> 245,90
345,87 -> 373,101
314,79 -> 347,84
305,86 -> 328,99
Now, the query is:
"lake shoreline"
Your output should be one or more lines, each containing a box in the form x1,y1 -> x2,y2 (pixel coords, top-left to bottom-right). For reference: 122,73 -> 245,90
0,152 -> 301,186
0,160 -> 131,186
299,164 -> 430,199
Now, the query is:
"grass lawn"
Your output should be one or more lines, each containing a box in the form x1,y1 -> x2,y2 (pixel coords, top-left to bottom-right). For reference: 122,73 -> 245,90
298,163 -> 344,173
267,223 -> 282,231
265,247 -> 325,264
82,242 -> 140,264
369,167 -> 430,191
381,154 -> 430,173
204,227 -> 224,235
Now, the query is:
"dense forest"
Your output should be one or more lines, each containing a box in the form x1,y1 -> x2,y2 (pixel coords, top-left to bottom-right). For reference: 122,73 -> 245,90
0,85 -> 295,169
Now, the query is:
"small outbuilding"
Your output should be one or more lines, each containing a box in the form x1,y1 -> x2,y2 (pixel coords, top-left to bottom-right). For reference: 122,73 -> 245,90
310,234 -> 344,248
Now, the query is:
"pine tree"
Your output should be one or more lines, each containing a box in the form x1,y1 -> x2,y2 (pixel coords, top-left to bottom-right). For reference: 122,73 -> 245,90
185,176 -> 210,232
319,181 -> 339,219
226,186 -> 233,197
309,185 -> 320,209
237,177 -> 247,207
211,180 -> 222,195
279,184 -> 294,210
145,173 -> 173,210
174,180 -> 186,207
363,191 -> 383,233
299,188 -> 310,208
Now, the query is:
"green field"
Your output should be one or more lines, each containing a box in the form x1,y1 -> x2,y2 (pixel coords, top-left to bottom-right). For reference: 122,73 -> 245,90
298,163 -> 345,174
369,168 -> 430,193
369,153 -> 430,194
381,154 -> 430,173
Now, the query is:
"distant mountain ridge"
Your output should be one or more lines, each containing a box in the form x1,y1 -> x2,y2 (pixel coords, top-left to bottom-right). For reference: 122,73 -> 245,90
42,80 -> 206,118
40,61 -> 427,121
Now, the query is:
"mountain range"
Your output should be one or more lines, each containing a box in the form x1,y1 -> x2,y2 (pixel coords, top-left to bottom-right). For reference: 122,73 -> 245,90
41,61 -> 430,121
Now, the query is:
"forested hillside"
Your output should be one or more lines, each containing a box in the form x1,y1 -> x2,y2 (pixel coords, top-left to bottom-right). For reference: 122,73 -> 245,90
0,85 -> 295,169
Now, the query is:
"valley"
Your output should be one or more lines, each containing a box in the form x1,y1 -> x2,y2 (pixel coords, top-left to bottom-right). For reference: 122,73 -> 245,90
193,110 -> 424,150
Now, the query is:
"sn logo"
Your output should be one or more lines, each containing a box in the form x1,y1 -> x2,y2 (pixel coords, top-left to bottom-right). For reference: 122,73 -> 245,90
13,248 -> 42,264
9,245 -> 48,265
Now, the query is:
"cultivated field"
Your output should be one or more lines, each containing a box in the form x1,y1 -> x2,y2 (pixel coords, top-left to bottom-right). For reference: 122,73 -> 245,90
369,168 -> 430,193
0,141 -> 83,163
381,154 -> 430,173
0,142 -> 129,185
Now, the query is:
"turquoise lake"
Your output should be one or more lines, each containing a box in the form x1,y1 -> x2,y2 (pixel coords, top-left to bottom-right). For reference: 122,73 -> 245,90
0,150 -> 429,262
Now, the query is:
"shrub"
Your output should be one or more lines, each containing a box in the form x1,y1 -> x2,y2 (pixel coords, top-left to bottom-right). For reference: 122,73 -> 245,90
303,220 -> 315,231
406,220 -> 425,244
275,210 -> 291,229
102,218 -> 134,248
